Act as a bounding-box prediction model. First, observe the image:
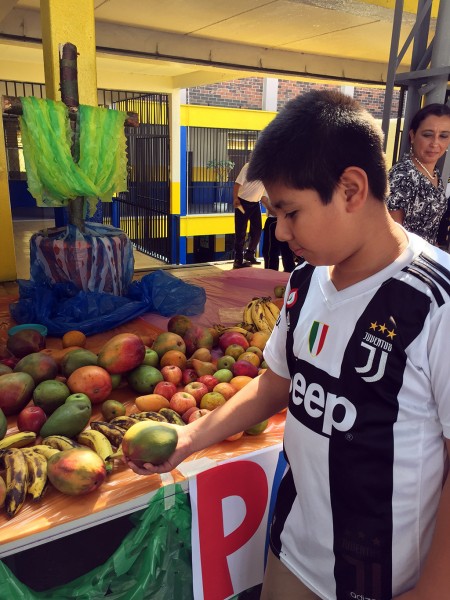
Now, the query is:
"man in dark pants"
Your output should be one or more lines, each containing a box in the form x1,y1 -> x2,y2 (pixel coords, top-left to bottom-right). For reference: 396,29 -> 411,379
233,162 -> 268,268
261,197 -> 297,272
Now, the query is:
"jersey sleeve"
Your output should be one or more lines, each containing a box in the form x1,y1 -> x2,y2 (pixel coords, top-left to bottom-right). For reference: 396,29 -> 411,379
428,302 -> 450,439
263,283 -> 291,380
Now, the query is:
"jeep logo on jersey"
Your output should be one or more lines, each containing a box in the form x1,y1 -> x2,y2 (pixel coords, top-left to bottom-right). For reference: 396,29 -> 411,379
308,321 -> 329,357
286,288 -> 298,308
355,327 -> 394,383
290,372 -> 357,436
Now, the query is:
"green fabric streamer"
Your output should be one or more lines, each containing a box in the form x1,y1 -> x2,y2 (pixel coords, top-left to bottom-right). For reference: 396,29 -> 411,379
0,485 -> 193,599
19,97 -> 128,216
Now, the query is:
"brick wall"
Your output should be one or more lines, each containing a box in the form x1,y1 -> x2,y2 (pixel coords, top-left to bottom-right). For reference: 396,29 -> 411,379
188,77 -> 401,119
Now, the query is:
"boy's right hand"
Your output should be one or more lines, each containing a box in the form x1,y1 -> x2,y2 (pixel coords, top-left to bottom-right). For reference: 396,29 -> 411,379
124,423 -> 193,476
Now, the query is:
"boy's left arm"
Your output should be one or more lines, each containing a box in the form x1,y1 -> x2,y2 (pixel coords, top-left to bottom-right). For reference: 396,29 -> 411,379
394,438 -> 450,600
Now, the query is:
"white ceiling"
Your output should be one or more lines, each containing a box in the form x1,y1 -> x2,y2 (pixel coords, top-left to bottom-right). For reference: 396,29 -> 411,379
0,0 -> 439,92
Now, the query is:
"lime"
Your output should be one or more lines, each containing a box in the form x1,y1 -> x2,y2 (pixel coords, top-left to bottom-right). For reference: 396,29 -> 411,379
245,419 -> 269,435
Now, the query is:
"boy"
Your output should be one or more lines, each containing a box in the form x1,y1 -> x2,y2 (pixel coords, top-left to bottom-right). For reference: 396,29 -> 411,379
127,90 -> 450,600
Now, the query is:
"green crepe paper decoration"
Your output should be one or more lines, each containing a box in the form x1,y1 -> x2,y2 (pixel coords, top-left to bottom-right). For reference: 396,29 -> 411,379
19,97 -> 128,217
0,484 -> 193,599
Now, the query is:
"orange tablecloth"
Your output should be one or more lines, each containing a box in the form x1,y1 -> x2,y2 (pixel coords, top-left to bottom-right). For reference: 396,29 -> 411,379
0,297 -> 285,556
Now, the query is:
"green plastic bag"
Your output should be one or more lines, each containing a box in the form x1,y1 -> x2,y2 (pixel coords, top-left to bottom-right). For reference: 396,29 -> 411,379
19,96 -> 128,216
0,484 -> 193,600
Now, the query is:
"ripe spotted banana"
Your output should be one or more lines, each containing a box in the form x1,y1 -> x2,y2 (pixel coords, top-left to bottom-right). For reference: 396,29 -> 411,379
41,435 -> 81,451
89,421 -> 126,448
242,301 -> 256,328
24,445 -> 60,460
1,448 -> 28,518
77,430 -> 114,473
23,450 -> 48,501
109,415 -> 140,430
129,411 -> 168,423
0,431 -> 37,450
261,298 -> 279,331
250,298 -> 272,334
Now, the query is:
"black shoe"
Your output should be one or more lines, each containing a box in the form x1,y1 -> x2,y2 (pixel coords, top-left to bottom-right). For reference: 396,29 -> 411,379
244,254 -> 261,265
233,260 -> 252,269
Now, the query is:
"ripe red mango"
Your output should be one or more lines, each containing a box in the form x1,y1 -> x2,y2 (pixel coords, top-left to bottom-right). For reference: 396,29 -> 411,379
97,333 -> 146,374
14,352 -> 58,384
47,448 -> 107,496
0,372 -> 35,415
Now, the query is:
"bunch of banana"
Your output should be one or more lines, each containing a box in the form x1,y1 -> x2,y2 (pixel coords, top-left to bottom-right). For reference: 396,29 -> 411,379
77,429 -> 115,474
243,297 -> 281,334
0,448 -> 29,518
109,415 -> 140,430
90,421 -> 126,448
0,431 -> 37,451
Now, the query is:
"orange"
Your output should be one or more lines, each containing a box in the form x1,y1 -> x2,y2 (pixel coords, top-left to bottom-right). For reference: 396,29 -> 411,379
160,350 -> 187,370
62,330 -> 87,349
230,375 -> 253,391
249,331 -> 270,351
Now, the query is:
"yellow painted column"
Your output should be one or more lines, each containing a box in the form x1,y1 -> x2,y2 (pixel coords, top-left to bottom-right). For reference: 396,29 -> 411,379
0,116 -> 16,282
40,0 -> 98,106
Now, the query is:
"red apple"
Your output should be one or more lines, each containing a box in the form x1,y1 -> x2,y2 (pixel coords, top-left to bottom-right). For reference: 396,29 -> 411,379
188,408 -> 211,423
218,331 -> 249,353
181,368 -> 197,385
182,405 -> 199,424
197,375 -> 219,392
17,405 -> 47,433
153,380 -> 177,401
160,365 -> 183,386
232,359 -> 259,379
1,358 -> 18,369
169,391 -> 197,415
183,381 -> 209,405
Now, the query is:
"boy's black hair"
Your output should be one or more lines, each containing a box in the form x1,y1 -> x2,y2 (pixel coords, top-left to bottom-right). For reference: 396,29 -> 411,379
409,102 -> 450,133
247,89 -> 387,204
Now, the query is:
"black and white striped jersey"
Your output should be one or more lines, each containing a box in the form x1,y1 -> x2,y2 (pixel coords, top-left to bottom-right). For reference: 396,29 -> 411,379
264,232 -> 450,600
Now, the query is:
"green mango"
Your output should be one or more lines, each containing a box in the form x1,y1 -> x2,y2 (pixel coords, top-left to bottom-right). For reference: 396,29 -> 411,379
39,401 -> 92,438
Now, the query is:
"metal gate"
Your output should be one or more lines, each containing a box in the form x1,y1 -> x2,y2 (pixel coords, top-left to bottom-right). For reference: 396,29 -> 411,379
101,90 -> 174,263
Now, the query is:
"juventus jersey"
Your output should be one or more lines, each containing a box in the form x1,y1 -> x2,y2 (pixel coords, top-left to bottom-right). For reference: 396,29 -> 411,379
264,232 -> 450,600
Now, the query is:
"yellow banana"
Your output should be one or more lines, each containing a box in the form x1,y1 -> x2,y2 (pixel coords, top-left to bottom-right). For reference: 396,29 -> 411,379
89,421 -> 126,448
0,431 -> 37,450
23,450 -> 48,501
41,435 -> 81,451
261,299 -> 279,331
109,415 -> 140,430
1,448 -> 28,518
77,429 -> 114,473
243,301 -> 256,326
251,298 -> 271,334
24,445 -> 60,460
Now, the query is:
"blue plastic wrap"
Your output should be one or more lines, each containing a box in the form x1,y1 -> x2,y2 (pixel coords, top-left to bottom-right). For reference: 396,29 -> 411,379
9,271 -> 206,336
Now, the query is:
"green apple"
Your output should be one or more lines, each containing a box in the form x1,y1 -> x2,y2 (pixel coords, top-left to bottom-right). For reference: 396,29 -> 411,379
217,355 -> 235,370
141,348 -> 159,367
127,365 -> 164,394
65,392 -> 91,407
213,368 -> 234,383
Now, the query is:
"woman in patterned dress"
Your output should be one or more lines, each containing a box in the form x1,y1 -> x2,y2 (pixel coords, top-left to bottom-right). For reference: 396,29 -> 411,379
386,103 -> 450,245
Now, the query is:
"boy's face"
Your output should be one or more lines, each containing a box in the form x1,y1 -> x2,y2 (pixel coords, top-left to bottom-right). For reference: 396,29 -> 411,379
266,181 -> 360,267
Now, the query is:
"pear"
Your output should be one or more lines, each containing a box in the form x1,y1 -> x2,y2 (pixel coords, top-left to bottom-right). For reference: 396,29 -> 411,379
191,358 -> 216,377
190,347 -> 212,362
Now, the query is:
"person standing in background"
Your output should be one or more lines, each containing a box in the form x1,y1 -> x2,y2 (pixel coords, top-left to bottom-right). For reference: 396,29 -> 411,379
261,196 -> 296,272
386,103 -> 450,246
232,162 -> 268,268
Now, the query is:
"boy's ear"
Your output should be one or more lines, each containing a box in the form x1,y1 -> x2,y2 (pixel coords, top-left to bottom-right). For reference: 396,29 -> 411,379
339,167 -> 368,212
